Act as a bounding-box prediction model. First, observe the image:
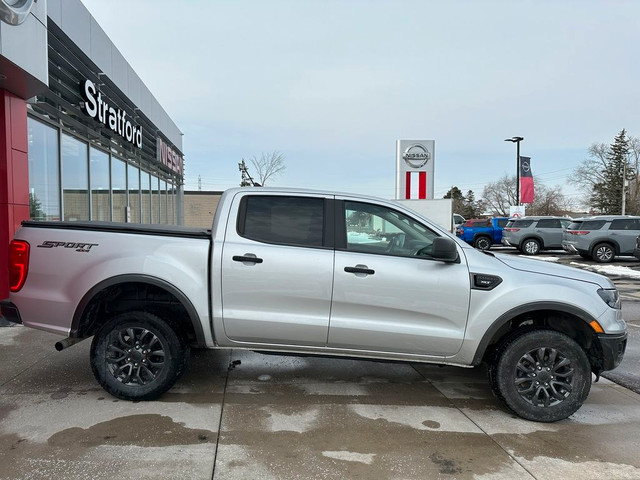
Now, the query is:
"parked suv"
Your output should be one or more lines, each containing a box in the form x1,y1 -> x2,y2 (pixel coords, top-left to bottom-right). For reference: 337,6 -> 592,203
502,216 -> 572,255
562,215 -> 640,263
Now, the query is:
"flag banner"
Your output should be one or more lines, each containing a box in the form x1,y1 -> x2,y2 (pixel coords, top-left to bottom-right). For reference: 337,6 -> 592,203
519,156 -> 534,204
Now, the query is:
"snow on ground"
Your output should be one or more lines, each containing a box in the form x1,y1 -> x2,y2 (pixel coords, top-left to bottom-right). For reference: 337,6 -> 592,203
570,262 -> 640,279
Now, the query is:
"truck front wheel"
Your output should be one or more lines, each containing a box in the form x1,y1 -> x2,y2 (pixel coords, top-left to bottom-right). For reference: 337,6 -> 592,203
90,311 -> 189,401
492,329 -> 591,422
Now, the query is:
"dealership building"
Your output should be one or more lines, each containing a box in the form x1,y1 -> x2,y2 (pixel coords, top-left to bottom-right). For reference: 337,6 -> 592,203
0,0 -> 184,298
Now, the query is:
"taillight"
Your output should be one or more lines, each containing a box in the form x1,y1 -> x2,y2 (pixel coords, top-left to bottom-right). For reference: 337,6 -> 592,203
567,230 -> 589,235
504,228 -> 520,232
458,228 -> 464,234
9,240 -> 30,292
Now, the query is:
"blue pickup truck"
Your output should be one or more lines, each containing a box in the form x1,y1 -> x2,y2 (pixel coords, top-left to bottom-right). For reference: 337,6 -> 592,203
456,217 -> 510,250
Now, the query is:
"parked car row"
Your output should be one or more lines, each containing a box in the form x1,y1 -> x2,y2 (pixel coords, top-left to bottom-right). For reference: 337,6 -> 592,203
457,214 -> 640,264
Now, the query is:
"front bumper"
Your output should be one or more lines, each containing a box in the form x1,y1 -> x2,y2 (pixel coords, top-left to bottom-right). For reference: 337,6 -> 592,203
597,332 -> 627,371
0,300 -> 22,325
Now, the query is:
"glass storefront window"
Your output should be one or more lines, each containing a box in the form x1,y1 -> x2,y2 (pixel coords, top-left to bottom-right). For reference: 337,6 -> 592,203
141,171 -> 151,224
62,133 -> 89,221
151,175 -> 160,223
27,118 -> 60,221
128,164 -> 140,223
112,158 -> 127,222
167,182 -> 174,225
90,147 -> 110,221
160,180 -> 168,224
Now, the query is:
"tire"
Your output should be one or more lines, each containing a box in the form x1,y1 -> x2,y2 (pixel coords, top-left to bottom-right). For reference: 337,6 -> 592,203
90,311 -> 190,401
592,243 -> 615,263
493,329 -> 591,422
521,239 -> 541,255
474,236 -> 492,251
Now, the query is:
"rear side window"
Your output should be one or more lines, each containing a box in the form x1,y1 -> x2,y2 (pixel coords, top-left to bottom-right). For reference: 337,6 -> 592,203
238,196 -> 325,247
609,219 -> 640,230
512,220 -> 534,228
536,219 -> 562,228
471,221 -> 489,227
580,220 -> 606,230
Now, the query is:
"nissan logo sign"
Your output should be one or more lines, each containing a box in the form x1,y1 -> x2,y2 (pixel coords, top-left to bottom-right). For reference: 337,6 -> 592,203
0,0 -> 36,26
402,144 -> 430,168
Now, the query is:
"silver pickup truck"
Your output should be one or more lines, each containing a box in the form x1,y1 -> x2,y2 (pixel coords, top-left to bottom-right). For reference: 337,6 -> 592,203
1,187 -> 627,422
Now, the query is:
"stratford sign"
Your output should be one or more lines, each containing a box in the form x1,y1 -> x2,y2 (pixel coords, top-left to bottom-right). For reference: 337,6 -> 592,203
80,79 -> 143,148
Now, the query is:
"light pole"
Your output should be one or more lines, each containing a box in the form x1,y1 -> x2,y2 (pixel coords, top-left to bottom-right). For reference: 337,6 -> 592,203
504,136 -> 524,206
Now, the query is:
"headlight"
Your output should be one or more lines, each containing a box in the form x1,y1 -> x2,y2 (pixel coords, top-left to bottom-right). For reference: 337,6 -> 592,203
597,289 -> 621,309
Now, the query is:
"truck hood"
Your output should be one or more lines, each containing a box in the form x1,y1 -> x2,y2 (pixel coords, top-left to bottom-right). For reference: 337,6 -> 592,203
494,253 -> 615,289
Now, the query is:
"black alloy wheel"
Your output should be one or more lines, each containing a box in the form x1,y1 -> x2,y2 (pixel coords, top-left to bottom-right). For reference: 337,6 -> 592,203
493,329 -> 591,422
91,311 -> 189,401
474,236 -> 491,251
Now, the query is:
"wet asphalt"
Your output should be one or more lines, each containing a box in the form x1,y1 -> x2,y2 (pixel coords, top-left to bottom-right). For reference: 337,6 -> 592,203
1,326 -> 640,480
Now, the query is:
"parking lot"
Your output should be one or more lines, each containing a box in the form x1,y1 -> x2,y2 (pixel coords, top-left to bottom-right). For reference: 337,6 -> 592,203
1,310 -> 640,480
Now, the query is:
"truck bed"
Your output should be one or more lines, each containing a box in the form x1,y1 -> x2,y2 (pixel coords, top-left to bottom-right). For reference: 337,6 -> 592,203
22,221 -> 211,239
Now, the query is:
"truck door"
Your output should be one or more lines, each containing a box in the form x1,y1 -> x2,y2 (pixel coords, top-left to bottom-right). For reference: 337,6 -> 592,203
328,199 -> 470,357
221,193 -> 334,346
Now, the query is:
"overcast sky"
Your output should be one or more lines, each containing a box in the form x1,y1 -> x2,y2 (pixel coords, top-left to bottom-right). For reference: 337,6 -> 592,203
81,0 -> 639,205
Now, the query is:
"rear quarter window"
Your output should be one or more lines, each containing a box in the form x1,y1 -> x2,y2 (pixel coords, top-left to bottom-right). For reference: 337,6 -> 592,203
496,219 -> 509,228
580,220 -> 606,230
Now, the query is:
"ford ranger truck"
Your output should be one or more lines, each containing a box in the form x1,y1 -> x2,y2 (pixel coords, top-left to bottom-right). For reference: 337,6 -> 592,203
1,188 -> 627,422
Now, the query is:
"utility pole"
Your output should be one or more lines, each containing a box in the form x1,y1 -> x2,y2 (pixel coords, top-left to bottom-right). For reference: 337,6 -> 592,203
198,174 -> 201,191
504,136 -> 524,206
622,163 -> 627,215
238,159 -> 260,187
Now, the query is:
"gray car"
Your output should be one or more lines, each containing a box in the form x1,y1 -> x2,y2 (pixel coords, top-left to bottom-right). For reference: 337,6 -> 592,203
502,216 -> 572,255
562,215 -> 640,263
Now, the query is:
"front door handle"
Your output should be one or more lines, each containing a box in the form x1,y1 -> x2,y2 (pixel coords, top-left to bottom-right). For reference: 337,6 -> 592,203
233,254 -> 263,264
344,265 -> 375,275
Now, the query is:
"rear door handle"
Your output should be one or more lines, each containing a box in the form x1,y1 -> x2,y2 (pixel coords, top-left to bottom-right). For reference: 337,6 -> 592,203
344,266 -> 375,275
233,255 -> 263,264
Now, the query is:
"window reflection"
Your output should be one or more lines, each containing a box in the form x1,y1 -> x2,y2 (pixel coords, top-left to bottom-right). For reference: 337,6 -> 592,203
141,171 -> 151,224
112,158 -> 127,222
160,180 -> 167,224
62,134 -> 89,221
90,147 -> 110,221
27,118 -> 60,221
128,164 -> 140,223
151,175 -> 160,223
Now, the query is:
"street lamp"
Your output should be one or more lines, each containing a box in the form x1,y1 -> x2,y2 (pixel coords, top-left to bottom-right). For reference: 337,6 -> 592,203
504,136 -> 524,206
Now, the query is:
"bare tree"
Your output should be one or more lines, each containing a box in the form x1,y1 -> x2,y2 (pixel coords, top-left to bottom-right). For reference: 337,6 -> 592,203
482,174 -> 570,216
481,175 -> 518,216
249,151 -> 286,186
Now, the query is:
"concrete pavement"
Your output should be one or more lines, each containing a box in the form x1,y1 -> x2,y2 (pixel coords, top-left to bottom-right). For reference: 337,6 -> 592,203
1,327 -> 640,479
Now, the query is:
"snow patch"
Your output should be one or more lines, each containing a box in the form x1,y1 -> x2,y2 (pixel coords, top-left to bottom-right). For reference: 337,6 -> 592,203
262,406 -> 319,433
570,262 -> 640,279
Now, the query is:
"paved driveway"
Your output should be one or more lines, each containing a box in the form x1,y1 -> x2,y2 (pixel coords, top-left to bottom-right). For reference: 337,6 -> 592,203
1,327 -> 640,479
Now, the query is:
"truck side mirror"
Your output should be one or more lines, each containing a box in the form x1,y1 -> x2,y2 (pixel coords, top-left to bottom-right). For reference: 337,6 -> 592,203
431,237 -> 459,263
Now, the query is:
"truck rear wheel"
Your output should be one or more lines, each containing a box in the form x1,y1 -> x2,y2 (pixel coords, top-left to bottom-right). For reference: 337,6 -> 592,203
492,329 -> 591,422
474,236 -> 491,251
90,311 -> 189,401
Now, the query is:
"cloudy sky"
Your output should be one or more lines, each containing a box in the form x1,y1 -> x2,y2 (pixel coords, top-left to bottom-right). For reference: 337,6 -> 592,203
81,0 -> 639,205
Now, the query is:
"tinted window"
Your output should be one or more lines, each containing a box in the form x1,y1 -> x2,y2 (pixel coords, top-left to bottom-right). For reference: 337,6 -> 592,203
581,220 -> 606,230
536,219 -> 562,228
561,219 -> 572,229
472,221 -> 489,227
568,222 -> 582,230
344,201 -> 438,257
513,220 -> 534,228
609,219 -> 640,230
240,196 -> 324,247
496,219 -> 509,228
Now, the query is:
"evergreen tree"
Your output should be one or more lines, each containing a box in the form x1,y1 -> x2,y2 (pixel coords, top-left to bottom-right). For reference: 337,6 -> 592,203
591,129 -> 630,214
443,186 -> 465,215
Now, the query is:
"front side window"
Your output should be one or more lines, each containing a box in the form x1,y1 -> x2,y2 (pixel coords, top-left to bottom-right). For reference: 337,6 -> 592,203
609,219 -> 640,230
344,201 -> 438,258
239,196 -> 324,247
